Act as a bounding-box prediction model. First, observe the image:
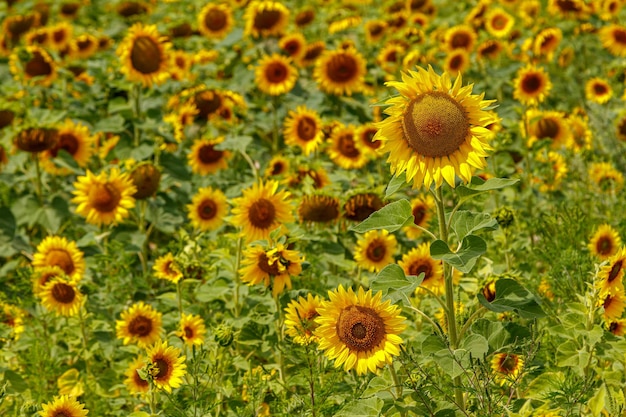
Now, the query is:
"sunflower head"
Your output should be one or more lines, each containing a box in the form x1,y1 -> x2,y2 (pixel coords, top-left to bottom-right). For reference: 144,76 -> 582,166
117,23 -> 171,87
255,54 -> 298,96
343,192 -> 384,222
244,1 -> 290,38
284,293 -> 323,345
40,277 -> 84,317
146,340 -> 187,393
354,229 -> 398,273
14,126 -> 58,153
39,394 -> 89,417
187,186 -> 229,232
130,162 -> 161,199
178,313 -> 207,346
116,301 -> 163,348
314,47 -> 366,96
491,353 -> 524,385
513,64 -> 552,106
153,252 -> 183,283
198,3 -> 234,39
298,194 -> 341,224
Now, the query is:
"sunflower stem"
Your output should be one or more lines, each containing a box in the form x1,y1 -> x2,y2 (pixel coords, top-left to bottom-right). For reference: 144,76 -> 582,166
176,279 -> 184,322
271,96 -> 280,153
274,294 -> 287,386
78,305 -> 92,407
132,83 -> 142,147
148,381 -> 158,416
33,153 -> 44,206
388,363 -> 405,415
304,343 -> 317,417
233,237 -> 243,317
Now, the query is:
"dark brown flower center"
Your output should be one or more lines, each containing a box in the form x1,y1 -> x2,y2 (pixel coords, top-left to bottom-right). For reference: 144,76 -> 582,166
184,326 -> 194,339
50,133 -> 79,158
451,32 -> 472,49
593,83 -> 608,95
521,73 -> 542,93
153,358 -> 170,380
608,260 -> 623,282
53,411 -> 70,417
15,128 -> 58,153
296,116 -> 317,141
46,249 -> 75,275
130,36 -> 162,74
129,315 -> 153,337
408,261 -> 432,280
344,194 -> 383,222
303,44 -> 324,63
254,9 -> 281,31
491,15 -> 508,31
360,127 -> 380,150
194,91 -> 222,120
248,198 -> 276,229
597,236 -> 614,256
198,199 -> 217,220
499,354 -> 518,373
449,54 -> 464,71
0,110 -> 15,129
258,252 -> 282,275
51,282 -> 76,304
413,204 -> 427,225
205,8 -> 227,31
337,133 -> 359,158
265,61 -> 288,83
336,305 -> 386,352
366,240 -> 386,262
326,53 -> 358,83
402,92 -> 470,158
53,28 -> 68,44
198,144 -> 224,164
133,369 -> 149,387
77,37 -> 94,52
604,294 -> 615,309
295,10 -> 315,27
25,51 -> 52,78
613,28 -> 626,45
89,182 -> 122,213
298,196 -> 340,223
283,39 -> 302,56
269,161 -> 287,176
618,118 -> 626,140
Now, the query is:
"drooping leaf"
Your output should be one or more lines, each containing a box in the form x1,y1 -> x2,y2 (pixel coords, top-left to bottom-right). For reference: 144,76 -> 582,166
456,177 -> 520,198
385,172 -> 407,198
350,199 -> 414,234
370,264 -> 423,305
477,278 -> 546,319
450,211 -> 498,241
430,235 -> 487,273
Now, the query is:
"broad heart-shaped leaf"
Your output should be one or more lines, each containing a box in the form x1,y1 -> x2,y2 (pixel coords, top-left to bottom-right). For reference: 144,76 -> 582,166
477,278 -> 546,319
349,199 -> 414,234
459,333 -> 489,359
370,264 -> 423,305
456,176 -> 520,198
385,172 -> 407,198
430,235 -> 486,273
450,211 -> 498,241
335,397 -> 383,417
215,135 -> 252,154
0,206 -> 16,238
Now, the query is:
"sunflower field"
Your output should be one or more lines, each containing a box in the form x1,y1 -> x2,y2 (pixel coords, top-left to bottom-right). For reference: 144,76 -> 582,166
2,0 -> 626,416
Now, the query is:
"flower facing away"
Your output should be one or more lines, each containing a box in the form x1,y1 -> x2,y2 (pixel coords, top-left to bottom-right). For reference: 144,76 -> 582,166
513,64 -> 552,106
71,168 -> 137,226
124,355 -> 149,395
187,186 -> 229,232
315,286 -> 406,375
116,23 -> 171,87
153,252 -> 183,284
178,313 -> 207,346
353,229 -> 398,273
491,352 -> 524,385
40,277 -> 84,317
146,340 -> 187,393
39,395 -> 88,417
597,247 -> 626,296
32,235 -> 85,280
588,224 -> 622,260
14,127 -> 58,153
255,54 -> 298,96
375,65 -> 496,189
239,243 -> 303,297
0,301 -> 25,341
297,194 -> 341,224
284,293 -> 323,345
343,192 -> 384,222
398,243 -> 444,295
116,301 -> 163,348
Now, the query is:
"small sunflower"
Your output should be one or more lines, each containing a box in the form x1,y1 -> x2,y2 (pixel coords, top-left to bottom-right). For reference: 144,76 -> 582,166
9,45 -> 57,86
616,113 -> 626,142
588,224 -> 622,260
600,288 -> 626,321
188,136 -> 231,175
533,28 -> 562,60
298,40 -> 325,67
39,119 -> 94,175
48,22 -> 73,51
355,123 -> 381,158
117,23 -> 171,87
477,39 -> 504,60
525,109 -> 572,149
284,293 -> 323,345
239,243 -> 303,297
513,64 -> 552,106
32,235 -> 85,280
548,0 -> 589,19
585,78 -> 613,104
315,285 -> 406,375
327,124 -> 367,169
244,1 -> 290,38
376,43 -> 405,74
491,353 -> 524,385
0,301 -> 25,341
398,243 -> 444,295
484,7 -> 515,39
146,340 -> 187,393
344,192 -> 384,222
264,155 -> 290,178
314,47 -> 366,96
231,180 -> 294,242
597,247 -> 626,296
116,301 -> 163,348
354,230 -> 398,273
283,106 -> 324,156
607,319 -> 626,336
599,24 -> 626,57
187,186 -> 229,232
40,277 -> 84,317
153,253 -> 183,284
198,3 -> 234,39
403,194 -> 435,239
534,151 -> 567,193
165,102 -> 198,143
124,355 -> 149,395
568,114 -> 592,151
168,49 -> 193,82
178,313 -> 207,346
32,266 -> 66,297
71,34 -> 98,59
298,194 -> 341,224
39,395 -> 88,417
285,165 -> 330,190
295,7 -> 315,27
589,162 -> 624,193
71,168 -> 137,226
364,20 -> 387,44
279,33 -> 307,61
255,54 -> 298,96
375,65 -> 495,189
444,24 -> 477,51
444,49 -> 470,77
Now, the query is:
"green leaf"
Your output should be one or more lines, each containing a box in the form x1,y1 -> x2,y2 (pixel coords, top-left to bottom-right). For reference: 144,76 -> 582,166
4,369 -> 28,392
587,384 -> 606,417
0,207 -> 16,238
434,348 -> 469,379
421,335 -> 447,355
335,397 -> 383,417
160,153 -> 191,181
385,172 -> 407,198
477,279 -> 546,319
349,199 -> 413,234
470,319 -> 509,352
450,211 -> 498,241
93,114 -> 126,133
456,177 -> 520,198
430,235 -> 486,273
460,334 -> 489,359
370,264 -> 423,305
215,135 -> 252,154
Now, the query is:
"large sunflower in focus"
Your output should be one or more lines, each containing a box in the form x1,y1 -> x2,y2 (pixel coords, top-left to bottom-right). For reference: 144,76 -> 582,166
117,23 -> 171,87
315,285 -> 406,375
71,168 -> 136,226
375,65 -> 495,189
314,47 -> 366,96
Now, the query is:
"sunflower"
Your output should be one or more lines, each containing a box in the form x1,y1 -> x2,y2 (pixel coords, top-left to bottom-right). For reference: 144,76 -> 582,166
477,39 -> 504,61
354,230 -> 398,273
240,243 -> 303,297
354,123 -> 381,159
255,54 -> 298,96
398,243 -> 444,295
444,24 -> 477,51
585,78 -> 613,104
375,65 -> 495,189
40,277 -> 83,317
608,319 -> 626,336
71,34 -> 98,59
299,40 -> 325,67
198,3 -> 234,39
264,155 -> 290,178
314,47 -> 366,96
443,49 -> 470,77
491,353 -> 524,385
315,285 -> 406,375
48,22 -> 73,51
146,340 -> 187,393
599,24 -> 626,57
32,235 -> 85,280
600,288 -> 626,321
71,168 -> 137,226
567,114 -> 592,151
513,64 -> 552,106
365,20 -> 387,44
597,247 -> 626,296
178,313 -> 207,346
39,119 -> 94,175
168,49 -> 193,82
277,33 -> 306,62
525,109 -> 572,149
117,23 -> 171,87
32,266 -> 66,297
39,395 -> 88,417
344,192 -> 384,222
0,301 -> 25,341
588,224 -> 622,260
124,355 -> 149,395
376,43 -> 405,74
296,194 -> 340,224
329,16 -> 361,35
283,106 -> 324,156
188,136 -> 231,175
153,253 -> 183,284
548,0 -> 590,19
616,113 -> 626,142
116,301 -> 163,348
231,180 -> 294,242
403,194 -> 435,239
533,28 -> 562,60
244,1 -> 289,38
327,124 -> 368,169
164,102 -> 198,143
284,293 -> 323,345
187,187 -> 228,232
285,165 -> 330,190
484,7 -> 515,39
589,162 -> 624,193
25,27 -> 50,47
9,45 -> 57,86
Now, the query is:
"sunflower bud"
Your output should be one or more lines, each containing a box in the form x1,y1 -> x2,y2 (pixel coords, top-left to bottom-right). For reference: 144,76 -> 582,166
214,324 -> 234,347
494,206 -> 515,228
130,162 -> 161,199
14,127 -> 58,153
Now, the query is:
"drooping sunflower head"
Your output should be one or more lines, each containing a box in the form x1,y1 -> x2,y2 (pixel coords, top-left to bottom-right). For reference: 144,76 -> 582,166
585,77 -> 613,104
343,192 -> 384,222
146,340 -> 187,393
153,252 -> 183,284
398,242 -> 444,295
315,285 -> 406,375
32,235 -> 85,280
115,301 -> 163,348
117,23 -> 171,87
14,126 -> 58,154
491,352 -> 524,385
187,186 -> 229,232
130,162 -> 161,199
39,394 -> 89,417
513,64 -> 552,106
298,194 -> 341,225
375,65 -> 496,189
284,293 -> 323,345
597,247 -> 626,296
588,224 -> 622,260
354,229 -> 398,273
599,24 -> 626,57
198,3 -> 234,39
188,136 -> 231,175
314,47 -> 366,96
178,313 -> 207,346
40,277 -> 84,317
244,1 -> 290,38
255,54 -> 298,96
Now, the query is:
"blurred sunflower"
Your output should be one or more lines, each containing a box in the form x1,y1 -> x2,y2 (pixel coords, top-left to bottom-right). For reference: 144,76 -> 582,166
608,318 -> 626,336
178,313 -> 207,346
599,24 -> 626,56
567,114 -> 592,151
398,243 -> 444,295
284,293 -> 323,345
298,40 -> 325,67
188,136 -> 230,175
476,39 -> 504,61
585,77 -> 613,104
39,395 -> 88,417
71,34 -> 98,59
403,194 -> 435,239
589,162 -> 624,193
40,277 -> 83,317
168,49 -> 193,82
294,7 -> 315,28
354,229 -> 397,273
0,301 -> 25,341
116,301 -> 163,348
164,102 -> 198,143
32,235 -> 85,280
525,109 -> 572,149
329,15 -> 361,35
278,33 -> 306,62
146,340 -> 187,393
491,353 -> 524,385
376,42 -> 405,74
484,7 -> 515,39
231,180 -> 293,242
25,27 -> 50,47
443,49 -> 470,77
315,285 -> 406,375
153,253 -> 183,284
597,247 -> 626,296
71,168 -> 137,226
283,106 -> 324,156
39,119 -> 94,175
535,151 -> 567,193
48,22 -> 73,51
343,192 -> 384,222
533,28 -> 562,60
124,355 -> 149,395
375,65 -> 495,189
548,0 -> 589,19
617,113 -> 626,142
600,288 -> 626,321
364,20 -> 387,44
244,1 -> 289,38
32,266 -> 65,297
588,224 -> 622,260
9,45 -> 57,86
314,47 -> 366,96
255,54 -> 298,96
327,124 -> 367,169
513,64 -> 552,106
355,123 -> 381,158
198,3 -> 234,39
239,243 -> 303,297
284,165 -> 330,190
187,186 -> 228,232
264,155 -> 290,178
117,23 -> 171,87
444,24 -> 476,51
298,194 -> 341,224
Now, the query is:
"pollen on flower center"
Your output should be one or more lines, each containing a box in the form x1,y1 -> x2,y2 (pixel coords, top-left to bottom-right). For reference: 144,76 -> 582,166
337,305 -> 386,351
89,183 -> 122,213
402,92 -> 470,158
